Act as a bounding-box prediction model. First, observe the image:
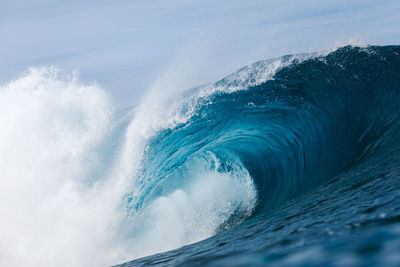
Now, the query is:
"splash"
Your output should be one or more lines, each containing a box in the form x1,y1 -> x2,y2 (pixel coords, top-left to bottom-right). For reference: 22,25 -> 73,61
3,45 -> 400,267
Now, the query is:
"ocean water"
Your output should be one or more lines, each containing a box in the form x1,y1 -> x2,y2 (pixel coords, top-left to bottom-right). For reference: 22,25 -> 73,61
1,45 -> 400,266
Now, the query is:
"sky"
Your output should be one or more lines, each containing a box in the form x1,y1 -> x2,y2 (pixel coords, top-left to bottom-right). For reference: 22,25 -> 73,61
1,0 -> 400,107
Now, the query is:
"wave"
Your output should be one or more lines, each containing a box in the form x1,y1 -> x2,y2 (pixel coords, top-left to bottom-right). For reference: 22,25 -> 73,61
119,45 -> 400,264
1,45 -> 400,266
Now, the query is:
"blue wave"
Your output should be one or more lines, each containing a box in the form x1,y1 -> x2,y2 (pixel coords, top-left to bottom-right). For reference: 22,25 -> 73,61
129,45 -> 400,214
118,45 -> 400,266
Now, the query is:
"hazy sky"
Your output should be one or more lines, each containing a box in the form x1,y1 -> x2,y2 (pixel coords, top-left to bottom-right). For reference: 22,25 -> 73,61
1,0 -> 400,107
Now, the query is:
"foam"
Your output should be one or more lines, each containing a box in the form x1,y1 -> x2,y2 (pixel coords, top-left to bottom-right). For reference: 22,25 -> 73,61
121,163 -> 256,259
0,66 -> 258,266
0,67 -> 122,266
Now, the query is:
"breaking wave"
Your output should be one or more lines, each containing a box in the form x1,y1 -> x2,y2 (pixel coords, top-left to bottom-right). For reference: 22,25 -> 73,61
2,45 -> 400,266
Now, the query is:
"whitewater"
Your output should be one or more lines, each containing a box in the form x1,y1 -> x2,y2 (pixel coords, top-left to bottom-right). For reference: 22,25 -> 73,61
1,45 -> 400,266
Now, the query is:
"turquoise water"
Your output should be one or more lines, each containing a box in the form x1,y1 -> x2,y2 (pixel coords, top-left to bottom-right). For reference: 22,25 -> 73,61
116,46 -> 400,266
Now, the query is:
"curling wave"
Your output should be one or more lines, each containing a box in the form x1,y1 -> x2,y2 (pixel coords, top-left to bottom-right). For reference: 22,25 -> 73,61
120,45 -> 400,266
2,45 -> 400,267
129,45 -> 400,220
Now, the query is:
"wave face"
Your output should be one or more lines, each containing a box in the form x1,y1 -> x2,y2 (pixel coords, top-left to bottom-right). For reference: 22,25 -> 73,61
118,45 -> 400,266
2,46 -> 400,267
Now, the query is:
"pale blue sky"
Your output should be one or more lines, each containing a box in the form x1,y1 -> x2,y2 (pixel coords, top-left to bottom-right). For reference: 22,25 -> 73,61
1,0 -> 400,107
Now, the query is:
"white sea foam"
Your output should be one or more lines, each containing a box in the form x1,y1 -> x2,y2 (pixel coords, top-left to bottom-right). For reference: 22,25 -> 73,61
122,162 -> 257,259
0,67 -> 121,266
0,66 -> 258,266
